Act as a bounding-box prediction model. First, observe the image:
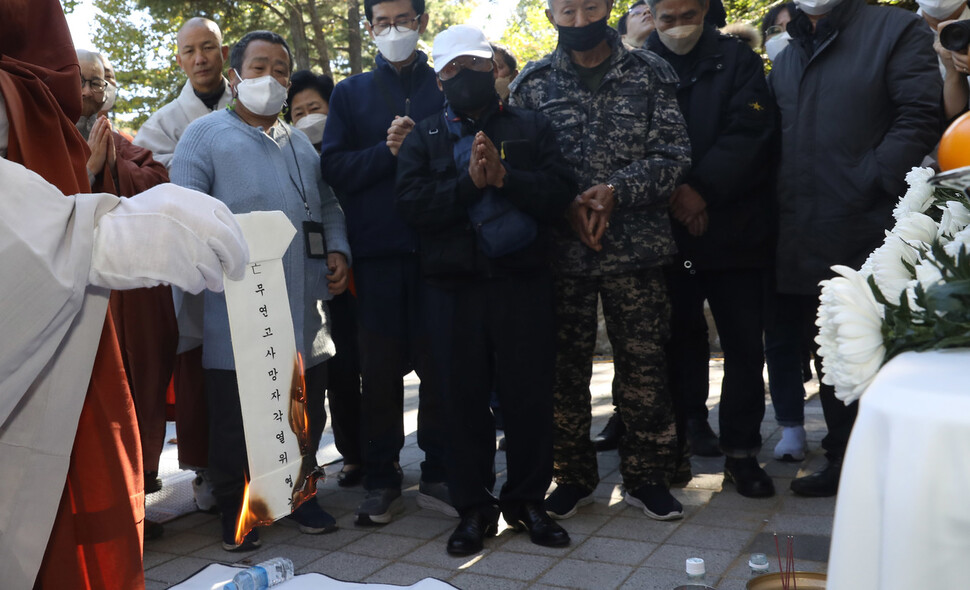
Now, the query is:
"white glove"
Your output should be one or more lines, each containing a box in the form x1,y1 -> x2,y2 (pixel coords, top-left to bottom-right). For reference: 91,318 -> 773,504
89,184 -> 249,293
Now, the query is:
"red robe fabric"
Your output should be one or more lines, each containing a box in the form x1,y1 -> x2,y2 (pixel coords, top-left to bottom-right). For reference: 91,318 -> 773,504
1,2 -> 145,588
99,135 -> 178,476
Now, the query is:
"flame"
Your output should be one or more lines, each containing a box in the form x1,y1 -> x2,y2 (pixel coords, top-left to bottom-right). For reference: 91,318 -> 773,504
234,353 -> 322,544
288,352 -> 323,508
234,477 -> 272,545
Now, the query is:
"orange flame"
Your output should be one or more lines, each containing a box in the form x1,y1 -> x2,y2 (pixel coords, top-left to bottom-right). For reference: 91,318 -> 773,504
234,352 -> 321,544
234,477 -> 272,545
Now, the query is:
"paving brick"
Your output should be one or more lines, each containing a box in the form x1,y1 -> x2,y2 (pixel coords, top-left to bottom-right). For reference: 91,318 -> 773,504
301,550 -> 386,581
571,536 -> 658,566
666,524 -> 758,552
466,550 -> 559,581
538,557 -> 634,590
448,572 -> 529,589
364,562 -> 454,586
144,556 -> 214,584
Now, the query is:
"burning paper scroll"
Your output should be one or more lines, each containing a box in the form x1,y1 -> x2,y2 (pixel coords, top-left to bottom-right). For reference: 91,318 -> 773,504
224,211 -> 320,543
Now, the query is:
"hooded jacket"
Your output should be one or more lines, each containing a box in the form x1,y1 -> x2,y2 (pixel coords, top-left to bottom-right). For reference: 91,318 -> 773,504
768,0 -> 942,294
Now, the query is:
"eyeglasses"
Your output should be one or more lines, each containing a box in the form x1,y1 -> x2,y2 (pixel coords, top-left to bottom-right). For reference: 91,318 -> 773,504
438,56 -> 493,81
765,25 -> 785,37
372,15 -> 422,36
80,76 -> 108,93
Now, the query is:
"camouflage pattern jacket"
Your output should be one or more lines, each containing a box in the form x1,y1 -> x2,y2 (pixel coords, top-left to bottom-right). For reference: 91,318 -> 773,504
510,27 -> 691,277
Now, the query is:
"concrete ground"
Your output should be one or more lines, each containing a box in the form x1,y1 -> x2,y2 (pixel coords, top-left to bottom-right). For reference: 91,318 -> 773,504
145,359 -> 832,589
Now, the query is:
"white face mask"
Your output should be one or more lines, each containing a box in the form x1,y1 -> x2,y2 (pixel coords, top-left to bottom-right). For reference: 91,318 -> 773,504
918,0 -> 965,20
765,31 -> 792,61
294,113 -> 327,144
374,27 -> 420,63
657,24 -> 704,55
101,82 -> 118,112
233,69 -> 288,116
794,0 -> 844,16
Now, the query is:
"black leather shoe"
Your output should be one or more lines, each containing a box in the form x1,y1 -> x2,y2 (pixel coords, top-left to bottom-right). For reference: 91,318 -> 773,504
724,457 -> 776,498
505,503 -> 570,547
790,458 -> 842,497
687,418 -> 722,457
447,509 -> 498,556
593,412 -> 625,451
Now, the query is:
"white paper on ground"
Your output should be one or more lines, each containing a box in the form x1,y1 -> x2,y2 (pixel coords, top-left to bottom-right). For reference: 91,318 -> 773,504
224,211 -> 306,522
170,563 -> 459,589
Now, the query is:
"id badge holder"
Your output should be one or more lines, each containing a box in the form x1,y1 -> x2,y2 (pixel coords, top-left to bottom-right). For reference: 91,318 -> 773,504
303,220 -> 328,259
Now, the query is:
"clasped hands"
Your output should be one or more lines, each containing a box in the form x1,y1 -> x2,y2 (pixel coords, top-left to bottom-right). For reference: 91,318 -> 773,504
86,115 -> 117,179
468,132 -> 507,189
568,184 -> 615,252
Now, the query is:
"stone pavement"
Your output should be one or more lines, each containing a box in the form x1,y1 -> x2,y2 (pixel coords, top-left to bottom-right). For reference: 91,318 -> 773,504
144,360 -> 833,589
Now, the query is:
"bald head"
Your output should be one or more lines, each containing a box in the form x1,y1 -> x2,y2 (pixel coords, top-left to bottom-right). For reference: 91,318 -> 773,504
76,49 -> 106,118
178,17 -> 223,45
176,17 -> 228,94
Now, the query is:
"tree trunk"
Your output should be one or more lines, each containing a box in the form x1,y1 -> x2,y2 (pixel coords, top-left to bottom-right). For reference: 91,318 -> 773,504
348,0 -> 363,75
287,2 -> 310,70
306,0 -> 333,77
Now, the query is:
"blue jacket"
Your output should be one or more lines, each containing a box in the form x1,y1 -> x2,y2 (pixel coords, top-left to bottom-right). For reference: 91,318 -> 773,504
320,52 -> 445,258
171,109 -> 350,371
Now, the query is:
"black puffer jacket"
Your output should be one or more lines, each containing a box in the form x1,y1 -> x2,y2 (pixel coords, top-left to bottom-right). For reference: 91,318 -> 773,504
768,0 -> 942,294
647,25 -> 777,271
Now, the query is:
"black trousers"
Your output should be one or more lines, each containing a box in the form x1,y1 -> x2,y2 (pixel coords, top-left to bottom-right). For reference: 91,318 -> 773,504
205,361 -> 328,502
788,293 -> 858,460
354,255 -> 448,489
666,266 -> 767,456
426,273 -> 556,514
326,290 -> 363,466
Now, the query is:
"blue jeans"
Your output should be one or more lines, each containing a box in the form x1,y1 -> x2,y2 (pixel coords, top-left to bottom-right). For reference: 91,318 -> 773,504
764,291 -> 807,427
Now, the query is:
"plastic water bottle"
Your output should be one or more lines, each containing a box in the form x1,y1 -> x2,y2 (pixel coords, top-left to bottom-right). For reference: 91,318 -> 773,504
685,557 -> 706,582
223,557 -> 294,590
749,552 -> 770,577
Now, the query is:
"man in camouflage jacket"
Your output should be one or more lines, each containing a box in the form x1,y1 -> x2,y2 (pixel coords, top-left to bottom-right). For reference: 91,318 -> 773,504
510,0 -> 691,521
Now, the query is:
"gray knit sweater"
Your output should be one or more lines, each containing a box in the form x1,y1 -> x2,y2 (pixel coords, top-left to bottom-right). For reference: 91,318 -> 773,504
171,108 -> 350,371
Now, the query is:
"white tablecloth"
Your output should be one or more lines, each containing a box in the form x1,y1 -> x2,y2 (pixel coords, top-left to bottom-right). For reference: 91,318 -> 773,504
828,349 -> 970,590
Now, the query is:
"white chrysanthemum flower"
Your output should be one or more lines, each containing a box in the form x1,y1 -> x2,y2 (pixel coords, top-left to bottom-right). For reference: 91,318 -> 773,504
815,265 -> 886,404
893,212 -> 939,244
944,225 -> 970,258
913,256 -> 945,290
903,279 -> 926,316
938,201 -> 970,239
865,235 -> 921,304
892,167 -> 936,221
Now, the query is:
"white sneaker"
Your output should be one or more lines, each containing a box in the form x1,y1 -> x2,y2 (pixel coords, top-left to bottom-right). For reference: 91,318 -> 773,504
773,426 -> 807,462
192,471 -> 218,512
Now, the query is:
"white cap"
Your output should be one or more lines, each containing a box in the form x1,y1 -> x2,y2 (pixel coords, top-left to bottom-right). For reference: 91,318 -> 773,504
432,24 -> 493,73
686,557 -> 706,576
917,0 -> 966,20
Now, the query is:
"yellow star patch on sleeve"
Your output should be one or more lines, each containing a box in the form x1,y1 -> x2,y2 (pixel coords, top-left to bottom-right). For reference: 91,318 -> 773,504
749,101 -> 764,112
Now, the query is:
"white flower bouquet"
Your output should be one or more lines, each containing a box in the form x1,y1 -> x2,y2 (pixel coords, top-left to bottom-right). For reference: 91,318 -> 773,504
816,167 -> 970,404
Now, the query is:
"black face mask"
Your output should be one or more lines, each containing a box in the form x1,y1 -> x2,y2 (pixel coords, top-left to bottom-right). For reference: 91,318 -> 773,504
557,17 -> 610,52
441,69 -> 497,115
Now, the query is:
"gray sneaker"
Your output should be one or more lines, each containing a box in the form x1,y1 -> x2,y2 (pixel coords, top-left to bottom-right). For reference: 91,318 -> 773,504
417,480 -> 459,518
355,488 -> 404,525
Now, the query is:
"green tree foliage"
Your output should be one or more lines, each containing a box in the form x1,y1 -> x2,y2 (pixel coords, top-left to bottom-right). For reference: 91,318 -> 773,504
63,0 -> 472,129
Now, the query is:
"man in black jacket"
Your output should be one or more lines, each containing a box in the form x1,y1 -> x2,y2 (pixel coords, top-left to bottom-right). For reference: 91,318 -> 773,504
769,0 -> 941,496
645,0 -> 778,498
396,24 -> 577,556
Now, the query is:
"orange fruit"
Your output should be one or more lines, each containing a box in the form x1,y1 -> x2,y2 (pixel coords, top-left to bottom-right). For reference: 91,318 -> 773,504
938,111 -> 970,171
